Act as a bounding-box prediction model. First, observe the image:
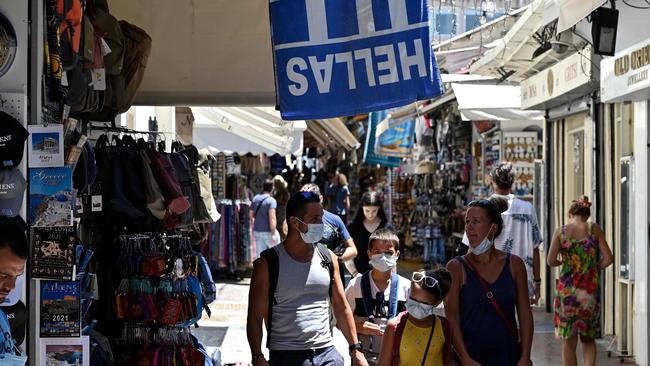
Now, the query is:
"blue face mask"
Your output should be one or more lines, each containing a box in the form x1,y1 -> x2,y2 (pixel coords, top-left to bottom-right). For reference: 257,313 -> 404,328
405,298 -> 436,320
296,218 -> 324,244
369,254 -> 397,272
470,224 -> 495,255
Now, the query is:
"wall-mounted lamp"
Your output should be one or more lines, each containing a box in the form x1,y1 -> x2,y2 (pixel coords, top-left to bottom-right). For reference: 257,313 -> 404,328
591,6 -> 618,56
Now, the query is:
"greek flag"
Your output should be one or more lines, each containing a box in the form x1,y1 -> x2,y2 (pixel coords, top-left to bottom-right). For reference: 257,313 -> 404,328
270,0 -> 443,120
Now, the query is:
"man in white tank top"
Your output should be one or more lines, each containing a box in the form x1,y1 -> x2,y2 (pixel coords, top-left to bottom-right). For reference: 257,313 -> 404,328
247,191 -> 369,366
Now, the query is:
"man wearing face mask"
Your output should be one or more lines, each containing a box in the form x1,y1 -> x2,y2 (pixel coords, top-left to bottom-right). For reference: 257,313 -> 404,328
344,228 -> 410,365
247,191 -> 368,366
0,217 -> 29,365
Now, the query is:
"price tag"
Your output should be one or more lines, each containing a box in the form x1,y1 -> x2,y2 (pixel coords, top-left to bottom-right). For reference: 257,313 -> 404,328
91,195 -> 102,212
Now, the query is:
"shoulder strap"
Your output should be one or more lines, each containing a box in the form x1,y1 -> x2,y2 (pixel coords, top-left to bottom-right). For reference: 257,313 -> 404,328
391,311 -> 409,365
254,195 -> 270,218
440,316 -> 452,362
315,243 -> 334,332
389,272 -> 399,318
259,247 -> 279,348
460,256 -> 518,338
360,271 -> 374,322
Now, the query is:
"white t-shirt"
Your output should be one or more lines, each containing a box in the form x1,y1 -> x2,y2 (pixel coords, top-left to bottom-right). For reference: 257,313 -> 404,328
463,194 -> 542,296
345,272 -> 411,355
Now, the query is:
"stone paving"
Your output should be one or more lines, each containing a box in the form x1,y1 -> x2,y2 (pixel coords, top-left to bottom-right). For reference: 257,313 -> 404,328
195,276 -> 639,366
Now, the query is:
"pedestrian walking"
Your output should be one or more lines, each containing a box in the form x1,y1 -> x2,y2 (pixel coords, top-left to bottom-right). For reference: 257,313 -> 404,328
463,162 -> 544,304
246,191 -> 368,366
326,172 -> 351,224
272,175 -> 290,241
376,268 -> 453,366
547,196 -> 613,366
446,199 -> 533,366
345,228 -> 411,365
250,179 -> 280,259
346,191 -> 389,276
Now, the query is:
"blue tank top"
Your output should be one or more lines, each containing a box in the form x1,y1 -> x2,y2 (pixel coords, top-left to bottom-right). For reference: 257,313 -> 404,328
458,255 -> 520,366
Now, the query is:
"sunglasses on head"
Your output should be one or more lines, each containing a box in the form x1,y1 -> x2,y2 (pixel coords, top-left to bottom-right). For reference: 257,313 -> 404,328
298,191 -> 319,199
412,272 -> 440,290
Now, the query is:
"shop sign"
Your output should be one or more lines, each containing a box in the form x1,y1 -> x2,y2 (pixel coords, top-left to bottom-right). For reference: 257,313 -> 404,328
521,46 -> 592,109
269,0 -> 443,120
601,39 -> 650,102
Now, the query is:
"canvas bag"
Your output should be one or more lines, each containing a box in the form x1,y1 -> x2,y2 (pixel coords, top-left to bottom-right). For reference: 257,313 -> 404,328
118,20 -> 152,112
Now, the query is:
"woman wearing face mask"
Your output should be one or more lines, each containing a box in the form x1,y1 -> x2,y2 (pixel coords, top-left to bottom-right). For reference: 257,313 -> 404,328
445,200 -> 533,366
346,192 -> 389,276
345,229 -> 411,365
376,267 -> 453,366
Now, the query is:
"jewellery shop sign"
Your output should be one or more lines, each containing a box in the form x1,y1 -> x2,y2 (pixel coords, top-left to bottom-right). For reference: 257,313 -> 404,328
601,38 -> 650,103
269,0 -> 443,120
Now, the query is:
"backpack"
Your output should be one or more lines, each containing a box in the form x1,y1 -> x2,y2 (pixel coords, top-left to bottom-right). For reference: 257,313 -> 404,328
57,0 -> 83,70
260,243 -> 333,348
390,311 -> 452,366
169,152 -> 195,227
118,20 -> 152,112
360,271 -> 399,321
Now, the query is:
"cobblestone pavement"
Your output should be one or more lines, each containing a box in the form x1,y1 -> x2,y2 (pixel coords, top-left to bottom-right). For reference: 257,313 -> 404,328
195,276 -> 638,366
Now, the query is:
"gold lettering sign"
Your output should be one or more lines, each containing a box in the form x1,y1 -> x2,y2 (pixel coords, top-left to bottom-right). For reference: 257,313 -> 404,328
614,44 -> 650,77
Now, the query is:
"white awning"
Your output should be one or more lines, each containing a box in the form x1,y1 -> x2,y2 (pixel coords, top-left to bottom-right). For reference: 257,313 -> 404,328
450,83 -> 544,121
306,119 -> 360,151
191,107 -> 306,156
557,0 -> 607,32
110,1 -> 275,106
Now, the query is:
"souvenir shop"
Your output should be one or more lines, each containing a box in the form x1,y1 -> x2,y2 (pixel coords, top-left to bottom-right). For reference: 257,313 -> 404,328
0,0 -> 264,363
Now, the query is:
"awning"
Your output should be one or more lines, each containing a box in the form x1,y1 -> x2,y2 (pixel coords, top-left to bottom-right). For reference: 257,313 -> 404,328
191,107 -> 306,156
451,83 -> 544,121
110,1 -> 275,106
557,0 -> 607,33
306,119 -> 360,151
469,0 -> 550,83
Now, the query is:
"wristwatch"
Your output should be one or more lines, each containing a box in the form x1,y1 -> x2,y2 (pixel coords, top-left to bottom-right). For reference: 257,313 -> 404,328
252,353 -> 264,363
349,342 -> 363,355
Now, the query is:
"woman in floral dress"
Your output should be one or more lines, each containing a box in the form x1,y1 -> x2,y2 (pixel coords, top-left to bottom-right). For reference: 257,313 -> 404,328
547,197 -> 613,366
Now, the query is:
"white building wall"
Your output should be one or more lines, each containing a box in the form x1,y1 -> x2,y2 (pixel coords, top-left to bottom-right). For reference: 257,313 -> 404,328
633,101 -> 649,365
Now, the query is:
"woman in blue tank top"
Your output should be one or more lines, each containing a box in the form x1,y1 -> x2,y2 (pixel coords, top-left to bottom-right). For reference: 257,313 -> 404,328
444,199 -> 533,366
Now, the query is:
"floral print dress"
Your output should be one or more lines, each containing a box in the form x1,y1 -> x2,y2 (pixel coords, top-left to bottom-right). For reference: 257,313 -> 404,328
554,224 -> 601,339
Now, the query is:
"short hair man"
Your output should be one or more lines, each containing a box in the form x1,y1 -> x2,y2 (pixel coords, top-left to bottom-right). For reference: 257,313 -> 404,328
299,183 -> 357,262
250,179 -> 280,259
246,191 -> 368,366
344,228 -> 411,365
0,217 -> 28,357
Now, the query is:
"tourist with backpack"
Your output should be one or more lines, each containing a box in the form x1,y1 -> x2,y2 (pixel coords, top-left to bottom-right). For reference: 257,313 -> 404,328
344,228 -> 411,365
246,191 -> 368,366
376,268 -> 453,366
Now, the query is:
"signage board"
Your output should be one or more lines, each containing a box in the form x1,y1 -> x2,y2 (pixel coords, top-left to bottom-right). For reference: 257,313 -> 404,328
601,39 -> 650,103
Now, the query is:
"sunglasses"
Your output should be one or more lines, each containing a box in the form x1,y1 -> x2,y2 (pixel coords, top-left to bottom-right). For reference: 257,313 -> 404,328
298,191 -> 319,199
412,272 -> 440,290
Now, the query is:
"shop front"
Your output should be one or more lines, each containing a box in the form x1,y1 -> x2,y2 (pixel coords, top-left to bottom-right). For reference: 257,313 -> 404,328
600,37 -> 650,364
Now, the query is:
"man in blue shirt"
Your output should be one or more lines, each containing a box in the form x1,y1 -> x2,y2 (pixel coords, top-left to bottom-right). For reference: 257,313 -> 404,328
0,217 -> 28,361
251,180 -> 280,259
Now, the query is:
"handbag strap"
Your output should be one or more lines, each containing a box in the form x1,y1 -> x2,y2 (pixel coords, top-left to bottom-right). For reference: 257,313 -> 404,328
254,195 -> 270,218
461,256 -> 518,338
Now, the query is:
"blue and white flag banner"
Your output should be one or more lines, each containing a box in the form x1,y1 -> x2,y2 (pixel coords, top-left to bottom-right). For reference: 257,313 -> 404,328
375,106 -> 417,158
270,0 -> 444,120
364,111 -> 401,167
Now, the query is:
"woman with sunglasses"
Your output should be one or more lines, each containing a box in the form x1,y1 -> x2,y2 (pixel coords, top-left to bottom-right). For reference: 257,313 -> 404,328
445,199 -> 533,366
377,268 -> 453,366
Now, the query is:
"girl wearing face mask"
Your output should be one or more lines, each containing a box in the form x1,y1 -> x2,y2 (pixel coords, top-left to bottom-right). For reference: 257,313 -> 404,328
344,229 -> 411,365
445,200 -> 533,366
377,268 -> 453,366
347,192 -> 389,276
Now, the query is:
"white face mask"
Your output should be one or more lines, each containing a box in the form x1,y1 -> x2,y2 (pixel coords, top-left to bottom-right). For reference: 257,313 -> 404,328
369,253 -> 397,272
296,218 -> 324,244
470,224 -> 495,255
405,298 -> 436,320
